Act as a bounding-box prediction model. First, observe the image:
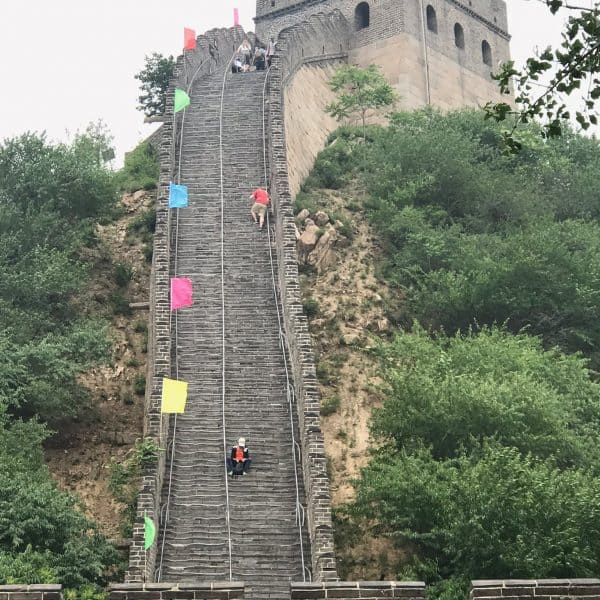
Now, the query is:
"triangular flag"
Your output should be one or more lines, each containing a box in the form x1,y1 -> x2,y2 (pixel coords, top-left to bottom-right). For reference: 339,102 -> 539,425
174,88 -> 190,113
161,378 -> 188,414
233,8 -> 239,27
169,183 -> 189,208
144,514 -> 156,550
170,277 -> 193,310
184,28 -> 196,50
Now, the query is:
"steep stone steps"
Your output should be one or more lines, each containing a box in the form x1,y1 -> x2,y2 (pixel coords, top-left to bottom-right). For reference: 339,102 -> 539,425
156,67 -> 310,598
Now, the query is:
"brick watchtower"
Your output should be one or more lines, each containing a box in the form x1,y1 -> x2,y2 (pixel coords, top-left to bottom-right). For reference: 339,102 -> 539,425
256,0 -> 511,110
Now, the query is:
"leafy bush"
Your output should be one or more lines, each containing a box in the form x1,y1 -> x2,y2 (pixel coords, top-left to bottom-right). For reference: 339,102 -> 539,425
351,445 -> 600,582
302,297 -> 320,318
372,326 -> 600,469
134,375 -> 146,396
321,395 -> 341,417
115,142 -> 159,193
113,263 -> 133,287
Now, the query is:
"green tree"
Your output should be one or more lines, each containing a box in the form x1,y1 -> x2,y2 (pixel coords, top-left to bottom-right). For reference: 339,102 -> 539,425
326,65 -> 397,132
485,1 -> 600,147
135,53 -> 176,117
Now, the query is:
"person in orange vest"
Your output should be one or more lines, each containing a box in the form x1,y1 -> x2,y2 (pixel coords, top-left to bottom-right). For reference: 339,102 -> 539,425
249,187 -> 270,230
227,437 -> 251,476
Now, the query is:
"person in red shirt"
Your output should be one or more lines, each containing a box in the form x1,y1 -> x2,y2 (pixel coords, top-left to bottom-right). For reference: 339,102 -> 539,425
227,437 -> 251,476
249,188 -> 270,230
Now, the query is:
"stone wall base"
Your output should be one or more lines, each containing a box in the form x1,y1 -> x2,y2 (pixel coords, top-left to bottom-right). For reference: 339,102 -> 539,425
109,583 -> 244,600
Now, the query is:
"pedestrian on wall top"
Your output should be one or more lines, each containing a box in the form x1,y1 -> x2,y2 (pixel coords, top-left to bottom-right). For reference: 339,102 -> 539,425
249,188 -> 270,230
237,38 -> 252,66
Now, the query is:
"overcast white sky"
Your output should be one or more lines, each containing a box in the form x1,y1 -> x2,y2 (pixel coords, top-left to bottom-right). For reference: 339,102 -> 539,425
0,1 -> 582,165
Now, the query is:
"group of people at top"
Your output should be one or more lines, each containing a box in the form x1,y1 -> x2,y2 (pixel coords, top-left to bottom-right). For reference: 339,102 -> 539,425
232,37 -> 276,73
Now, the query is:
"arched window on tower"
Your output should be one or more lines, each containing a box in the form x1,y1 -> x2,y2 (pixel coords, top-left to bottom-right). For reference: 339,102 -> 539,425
482,40 -> 492,66
426,5 -> 437,33
454,23 -> 465,49
355,2 -> 370,30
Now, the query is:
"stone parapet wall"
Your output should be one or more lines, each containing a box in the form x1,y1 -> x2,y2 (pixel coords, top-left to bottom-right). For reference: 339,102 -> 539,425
266,11 -> 350,582
0,586 -> 62,600
110,583 -> 244,600
127,24 -> 260,582
470,580 -> 600,600
291,582 -> 426,600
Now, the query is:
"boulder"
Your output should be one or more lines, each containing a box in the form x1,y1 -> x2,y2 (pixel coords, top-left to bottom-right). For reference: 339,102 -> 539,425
308,227 -> 338,271
133,190 -> 147,201
315,211 -> 330,227
297,220 -> 320,263
296,208 -> 310,222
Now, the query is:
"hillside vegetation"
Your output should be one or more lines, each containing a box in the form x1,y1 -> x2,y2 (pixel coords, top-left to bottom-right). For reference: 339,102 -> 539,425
296,109 -> 600,598
0,130 -> 157,591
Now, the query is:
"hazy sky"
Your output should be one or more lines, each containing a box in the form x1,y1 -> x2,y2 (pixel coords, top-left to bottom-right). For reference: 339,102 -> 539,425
0,2 -> 579,165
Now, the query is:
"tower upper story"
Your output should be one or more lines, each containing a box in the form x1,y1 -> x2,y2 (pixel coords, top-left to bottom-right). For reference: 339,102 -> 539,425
255,0 -> 510,67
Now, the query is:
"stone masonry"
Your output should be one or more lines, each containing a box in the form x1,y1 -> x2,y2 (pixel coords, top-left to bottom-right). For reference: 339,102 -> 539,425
0,586 -> 62,600
470,580 -> 600,600
255,0 -> 510,111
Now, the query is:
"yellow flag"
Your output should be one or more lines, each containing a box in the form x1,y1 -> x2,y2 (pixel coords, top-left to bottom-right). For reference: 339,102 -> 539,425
161,378 -> 188,413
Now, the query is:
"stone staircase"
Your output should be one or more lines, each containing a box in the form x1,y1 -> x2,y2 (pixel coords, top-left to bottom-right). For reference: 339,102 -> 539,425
156,67 -> 310,599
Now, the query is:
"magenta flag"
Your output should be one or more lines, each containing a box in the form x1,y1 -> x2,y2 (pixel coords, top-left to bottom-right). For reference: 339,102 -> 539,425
233,8 -> 239,27
171,278 -> 193,310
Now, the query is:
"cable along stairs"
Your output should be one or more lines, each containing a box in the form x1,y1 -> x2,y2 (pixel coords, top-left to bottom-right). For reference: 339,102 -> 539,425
156,65 -> 310,600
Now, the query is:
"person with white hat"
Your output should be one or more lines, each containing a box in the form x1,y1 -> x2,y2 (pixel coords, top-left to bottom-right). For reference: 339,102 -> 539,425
227,437 -> 252,476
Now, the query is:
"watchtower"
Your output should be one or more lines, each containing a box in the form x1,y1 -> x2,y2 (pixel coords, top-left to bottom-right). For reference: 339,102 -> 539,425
255,0 -> 511,110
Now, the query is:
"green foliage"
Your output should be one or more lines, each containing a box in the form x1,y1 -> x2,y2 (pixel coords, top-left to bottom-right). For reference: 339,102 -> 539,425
485,1 -> 600,144
109,438 -> 160,536
372,327 -> 600,469
0,131 -> 120,586
135,53 -> 176,117
308,109 -> 600,364
0,132 -> 117,220
321,395 -> 341,417
113,263 -> 133,288
133,375 -> 146,396
326,65 -> 398,129
115,142 -> 159,193
302,297 -> 320,318
308,110 -> 600,588
351,445 -> 600,582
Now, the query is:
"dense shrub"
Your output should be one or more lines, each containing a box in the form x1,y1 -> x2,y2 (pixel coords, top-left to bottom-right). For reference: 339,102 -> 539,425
115,142 -> 159,193
0,132 -> 120,586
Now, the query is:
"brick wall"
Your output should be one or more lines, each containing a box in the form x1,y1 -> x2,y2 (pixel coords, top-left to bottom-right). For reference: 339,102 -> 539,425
470,580 -> 600,600
0,586 -> 62,600
110,583 -> 244,600
291,582 -> 426,599
265,10 -> 350,582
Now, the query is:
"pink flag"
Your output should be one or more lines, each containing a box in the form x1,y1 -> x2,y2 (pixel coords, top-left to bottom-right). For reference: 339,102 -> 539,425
171,277 -> 193,310
184,28 -> 196,50
233,8 -> 239,27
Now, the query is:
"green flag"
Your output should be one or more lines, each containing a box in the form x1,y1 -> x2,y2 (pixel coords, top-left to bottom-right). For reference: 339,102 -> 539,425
144,514 -> 156,550
174,88 -> 190,113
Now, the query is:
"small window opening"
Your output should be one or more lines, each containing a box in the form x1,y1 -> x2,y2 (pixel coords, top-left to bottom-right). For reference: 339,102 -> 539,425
426,5 -> 437,33
355,2 -> 370,30
454,23 -> 465,49
482,40 -> 492,66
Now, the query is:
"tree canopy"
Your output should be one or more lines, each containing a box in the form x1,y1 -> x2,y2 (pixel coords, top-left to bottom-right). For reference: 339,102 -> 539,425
135,53 -> 176,117
0,131 -> 122,587
486,0 -> 600,147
